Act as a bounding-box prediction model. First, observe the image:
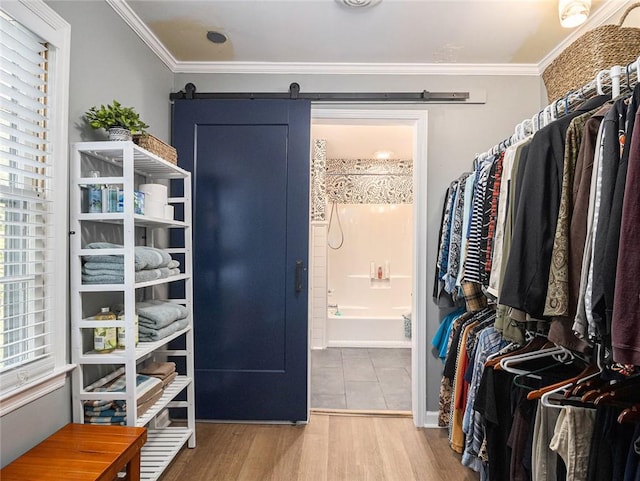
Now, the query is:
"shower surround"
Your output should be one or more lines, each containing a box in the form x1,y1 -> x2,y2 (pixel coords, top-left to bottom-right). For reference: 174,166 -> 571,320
310,140 -> 413,349
326,203 -> 413,347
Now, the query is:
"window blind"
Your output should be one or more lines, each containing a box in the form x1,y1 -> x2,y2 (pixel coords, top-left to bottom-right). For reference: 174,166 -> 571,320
0,11 -> 54,391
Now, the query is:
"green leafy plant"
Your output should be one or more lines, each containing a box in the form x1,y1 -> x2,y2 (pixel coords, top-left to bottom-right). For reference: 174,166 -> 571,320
84,100 -> 149,135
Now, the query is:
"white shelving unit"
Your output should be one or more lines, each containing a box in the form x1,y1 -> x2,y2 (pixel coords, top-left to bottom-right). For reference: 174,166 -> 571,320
69,141 -> 195,481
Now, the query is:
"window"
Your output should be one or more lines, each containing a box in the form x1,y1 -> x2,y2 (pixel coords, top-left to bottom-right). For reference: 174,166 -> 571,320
0,1 -> 70,415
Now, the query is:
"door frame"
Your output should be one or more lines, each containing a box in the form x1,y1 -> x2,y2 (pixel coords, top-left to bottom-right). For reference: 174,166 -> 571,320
311,107 -> 428,427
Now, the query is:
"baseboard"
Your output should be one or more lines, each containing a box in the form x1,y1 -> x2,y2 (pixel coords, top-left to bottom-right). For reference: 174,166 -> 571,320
424,411 -> 443,428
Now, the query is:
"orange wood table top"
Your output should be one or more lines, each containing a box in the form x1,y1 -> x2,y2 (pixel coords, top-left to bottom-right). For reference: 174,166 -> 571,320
1,423 -> 147,481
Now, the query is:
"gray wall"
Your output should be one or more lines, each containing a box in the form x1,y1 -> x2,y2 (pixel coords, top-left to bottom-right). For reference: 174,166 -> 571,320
52,1 -> 174,143
175,72 -> 544,411
0,1 -> 173,468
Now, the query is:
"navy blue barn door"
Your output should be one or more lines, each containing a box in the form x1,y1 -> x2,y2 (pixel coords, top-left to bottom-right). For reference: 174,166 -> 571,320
172,99 -> 310,421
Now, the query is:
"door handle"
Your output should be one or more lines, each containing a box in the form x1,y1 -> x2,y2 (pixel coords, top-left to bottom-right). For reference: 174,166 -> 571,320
295,260 -> 306,293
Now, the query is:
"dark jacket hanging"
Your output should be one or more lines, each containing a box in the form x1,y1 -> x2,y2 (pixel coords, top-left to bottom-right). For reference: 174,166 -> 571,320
500,95 -> 610,318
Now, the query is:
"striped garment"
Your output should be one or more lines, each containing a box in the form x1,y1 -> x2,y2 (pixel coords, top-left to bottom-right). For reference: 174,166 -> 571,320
483,152 -> 504,281
444,173 -> 472,295
463,158 -> 494,284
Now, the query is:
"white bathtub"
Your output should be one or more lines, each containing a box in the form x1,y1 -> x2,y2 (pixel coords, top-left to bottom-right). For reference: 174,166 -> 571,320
326,306 -> 411,348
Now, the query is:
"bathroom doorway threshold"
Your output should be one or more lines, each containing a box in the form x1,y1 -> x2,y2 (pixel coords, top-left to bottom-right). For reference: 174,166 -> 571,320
310,408 -> 412,418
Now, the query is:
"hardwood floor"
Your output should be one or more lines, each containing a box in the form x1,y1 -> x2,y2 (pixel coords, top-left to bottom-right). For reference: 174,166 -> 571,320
160,414 -> 479,481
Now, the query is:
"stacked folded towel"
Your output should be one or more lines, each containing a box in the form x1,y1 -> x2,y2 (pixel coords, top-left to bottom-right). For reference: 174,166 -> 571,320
84,372 -> 164,425
136,300 -> 189,342
82,242 -> 180,284
139,361 -> 177,388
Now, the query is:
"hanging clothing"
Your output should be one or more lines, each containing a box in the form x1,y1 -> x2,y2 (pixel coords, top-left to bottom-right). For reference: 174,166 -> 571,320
462,325 -> 506,473
456,172 -> 477,289
573,117 -> 606,340
550,406 -> 596,481
479,157 -> 502,286
566,104 -> 611,337
488,140 -> 530,298
432,307 -> 466,362
444,173 -> 472,294
432,64 -> 640,481
439,311 -> 475,427
544,109 -> 597,318
612,99 -> 640,365
463,157 -> 494,284
474,366 -> 515,481
500,95 -> 610,318
587,85 -> 640,349
434,186 -> 456,307
450,319 -> 479,453
532,402 -> 561,481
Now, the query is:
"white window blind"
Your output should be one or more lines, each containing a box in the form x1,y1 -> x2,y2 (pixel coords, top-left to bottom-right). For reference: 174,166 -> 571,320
0,10 -> 55,394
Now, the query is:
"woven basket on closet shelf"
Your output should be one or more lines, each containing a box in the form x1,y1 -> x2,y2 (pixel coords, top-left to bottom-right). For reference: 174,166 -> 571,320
132,133 -> 178,165
542,2 -> 640,103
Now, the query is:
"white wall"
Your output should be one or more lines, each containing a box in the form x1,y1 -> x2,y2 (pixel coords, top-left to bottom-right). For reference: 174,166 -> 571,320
0,1 -> 174,468
174,72 -> 544,411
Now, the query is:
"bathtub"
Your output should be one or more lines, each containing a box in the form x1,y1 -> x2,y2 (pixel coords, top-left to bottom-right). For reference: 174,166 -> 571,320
326,306 -> 411,348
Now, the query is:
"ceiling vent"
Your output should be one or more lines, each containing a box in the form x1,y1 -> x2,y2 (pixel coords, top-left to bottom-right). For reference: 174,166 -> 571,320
336,0 -> 382,8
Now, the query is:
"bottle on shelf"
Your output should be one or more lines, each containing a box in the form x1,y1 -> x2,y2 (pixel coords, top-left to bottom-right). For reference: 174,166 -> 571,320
93,307 -> 117,353
105,185 -> 119,213
87,170 -> 102,213
116,309 -> 139,349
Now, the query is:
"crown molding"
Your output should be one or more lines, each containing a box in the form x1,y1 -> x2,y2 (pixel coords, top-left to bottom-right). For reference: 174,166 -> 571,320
538,0 -> 634,73
172,61 -> 540,76
107,1 -> 538,76
105,0 -> 178,71
109,0 -> 629,77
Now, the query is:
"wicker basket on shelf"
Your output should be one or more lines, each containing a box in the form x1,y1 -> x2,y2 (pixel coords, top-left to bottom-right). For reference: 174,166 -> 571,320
542,3 -> 640,103
133,133 -> 178,165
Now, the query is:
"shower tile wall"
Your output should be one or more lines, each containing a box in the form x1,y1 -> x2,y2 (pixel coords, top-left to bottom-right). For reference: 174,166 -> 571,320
311,222 -> 328,349
311,139 -> 327,222
326,158 -> 413,205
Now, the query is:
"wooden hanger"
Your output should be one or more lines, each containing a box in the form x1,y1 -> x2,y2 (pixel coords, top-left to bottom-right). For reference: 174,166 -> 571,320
594,382 -> 640,406
526,363 -> 600,401
618,404 -> 640,424
571,374 -> 606,397
581,373 -> 640,403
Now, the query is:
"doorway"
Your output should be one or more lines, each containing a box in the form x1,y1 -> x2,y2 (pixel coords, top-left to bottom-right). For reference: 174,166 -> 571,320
309,109 -> 428,425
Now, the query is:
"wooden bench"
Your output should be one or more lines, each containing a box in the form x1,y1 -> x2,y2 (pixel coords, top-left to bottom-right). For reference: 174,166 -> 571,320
1,423 -> 147,481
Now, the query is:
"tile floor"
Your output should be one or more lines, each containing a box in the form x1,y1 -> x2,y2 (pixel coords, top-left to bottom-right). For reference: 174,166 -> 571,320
311,347 -> 412,411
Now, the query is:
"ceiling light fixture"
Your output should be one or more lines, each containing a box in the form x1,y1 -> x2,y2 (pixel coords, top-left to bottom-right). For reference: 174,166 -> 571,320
558,0 -> 591,28
206,30 -> 228,44
335,0 -> 382,8
373,150 -> 393,160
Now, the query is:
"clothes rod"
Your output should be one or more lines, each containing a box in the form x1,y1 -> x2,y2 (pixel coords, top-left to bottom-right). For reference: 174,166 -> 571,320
477,56 -> 640,161
169,82 -> 470,102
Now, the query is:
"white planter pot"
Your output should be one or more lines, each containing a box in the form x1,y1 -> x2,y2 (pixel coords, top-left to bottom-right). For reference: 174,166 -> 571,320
108,127 -> 132,141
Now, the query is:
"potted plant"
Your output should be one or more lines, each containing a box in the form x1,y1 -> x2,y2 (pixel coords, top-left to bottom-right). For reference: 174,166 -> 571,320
85,100 -> 149,141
